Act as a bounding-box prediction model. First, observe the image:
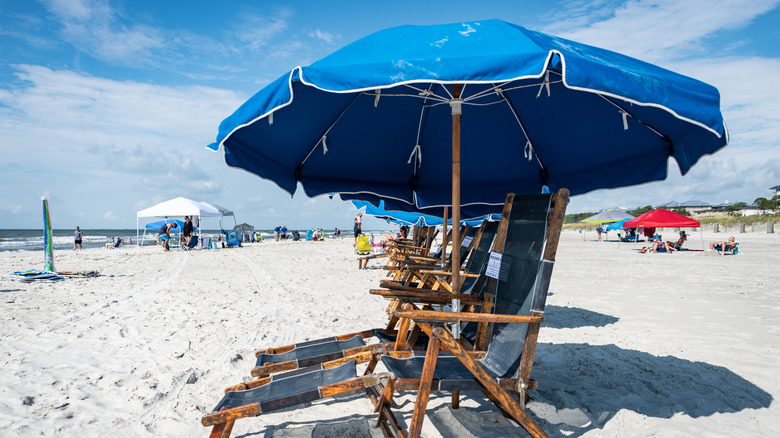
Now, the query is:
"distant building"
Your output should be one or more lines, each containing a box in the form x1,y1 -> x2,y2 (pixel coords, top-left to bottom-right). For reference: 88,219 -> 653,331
657,200 -> 712,216
770,185 -> 780,197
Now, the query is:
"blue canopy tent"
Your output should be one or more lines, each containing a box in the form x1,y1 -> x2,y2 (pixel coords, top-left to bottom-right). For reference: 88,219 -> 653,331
207,19 -> 727,344
140,219 -> 198,247
605,218 -> 631,231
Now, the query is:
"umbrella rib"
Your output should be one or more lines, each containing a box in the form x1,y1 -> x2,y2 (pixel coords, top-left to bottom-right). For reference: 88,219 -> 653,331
298,93 -> 363,170
411,84 -> 437,173
598,94 -> 667,139
498,88 -> 548,175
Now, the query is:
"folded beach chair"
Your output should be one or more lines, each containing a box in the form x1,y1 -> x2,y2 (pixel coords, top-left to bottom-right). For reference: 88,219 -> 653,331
201,190 -> 568,438
374,189 -> 569,438
182,235 -> 200,251
221,230 -> 242,248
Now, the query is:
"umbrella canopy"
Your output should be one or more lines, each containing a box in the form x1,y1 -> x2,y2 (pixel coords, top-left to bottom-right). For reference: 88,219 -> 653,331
352,200 -> 496,227
208,19 -> 727,341
604,218 -> 632,230
233,223 -> 255,232
623,208 -> 701,228
209,19 -> 727,213
137,197 -> 223,218
582,209 -> 634,223
144,219 -> 196,231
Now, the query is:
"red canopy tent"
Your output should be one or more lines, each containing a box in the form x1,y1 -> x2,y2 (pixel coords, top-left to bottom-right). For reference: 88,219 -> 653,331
623,208 -> 701,228
623,208 -> 703,249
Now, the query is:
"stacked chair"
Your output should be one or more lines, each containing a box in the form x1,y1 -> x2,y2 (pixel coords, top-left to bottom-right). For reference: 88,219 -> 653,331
201,189 -> 569,438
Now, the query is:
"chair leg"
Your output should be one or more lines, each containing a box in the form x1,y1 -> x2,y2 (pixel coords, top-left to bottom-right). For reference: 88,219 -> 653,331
451,390 -> 460,409
407,335 -> 441,438
432,326 -> 548,438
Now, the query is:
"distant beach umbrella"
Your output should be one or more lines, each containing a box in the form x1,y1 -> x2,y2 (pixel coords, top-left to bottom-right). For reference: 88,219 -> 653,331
582,209 -> 634,223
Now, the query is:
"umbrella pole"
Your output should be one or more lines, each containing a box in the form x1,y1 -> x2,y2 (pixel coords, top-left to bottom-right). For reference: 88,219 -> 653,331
451,84 -> 462,339
441,207 -> 448,266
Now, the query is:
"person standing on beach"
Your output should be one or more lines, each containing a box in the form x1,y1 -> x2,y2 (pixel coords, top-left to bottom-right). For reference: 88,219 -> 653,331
74,226 -> 83,250
159,222 -> 178,251
353,213 -> 363,245
281,225 -> 288,240
274,226 -> 281,241
335,227 -> 341,239
182,216 -> 194,245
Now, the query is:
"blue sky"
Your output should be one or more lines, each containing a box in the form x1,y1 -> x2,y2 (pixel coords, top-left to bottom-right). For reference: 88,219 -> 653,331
1,0 -> 779,230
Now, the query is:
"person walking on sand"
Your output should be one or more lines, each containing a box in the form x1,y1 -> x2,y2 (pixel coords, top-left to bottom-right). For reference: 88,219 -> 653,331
353,213 -> 363,245
335,227 -> 341,239
74,226 -> 83,250
158,222 -> 178,251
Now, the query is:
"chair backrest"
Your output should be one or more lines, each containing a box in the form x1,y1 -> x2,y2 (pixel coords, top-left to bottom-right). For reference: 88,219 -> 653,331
187,235 -> 200,248
476,191 -> 567,378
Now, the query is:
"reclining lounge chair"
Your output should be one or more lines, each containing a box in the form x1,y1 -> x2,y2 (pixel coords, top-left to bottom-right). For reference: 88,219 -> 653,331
201,189 -> 568,438
374,189 -> 568,438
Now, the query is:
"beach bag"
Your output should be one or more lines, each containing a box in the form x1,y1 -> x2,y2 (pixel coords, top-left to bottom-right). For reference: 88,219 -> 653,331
356,235 -> 371,254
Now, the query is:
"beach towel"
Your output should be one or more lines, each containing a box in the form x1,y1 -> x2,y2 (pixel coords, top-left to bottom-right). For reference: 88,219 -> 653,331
7,269 -> 64,282
57,270 -> 100,277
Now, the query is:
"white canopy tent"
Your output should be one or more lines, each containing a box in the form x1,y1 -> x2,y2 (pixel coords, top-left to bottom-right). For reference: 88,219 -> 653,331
198,201 -> 237,230
136,197 -> 236,246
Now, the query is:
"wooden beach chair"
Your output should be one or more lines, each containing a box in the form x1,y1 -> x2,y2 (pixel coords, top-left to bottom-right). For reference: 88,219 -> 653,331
245,221 -> 500,381
379,225 -> 440,276
385,224 -> 475,287
200,190 -> 567,438
374,189 -> 568,438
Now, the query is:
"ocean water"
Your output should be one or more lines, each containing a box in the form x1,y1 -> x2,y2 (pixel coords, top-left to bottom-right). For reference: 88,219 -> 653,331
0,228 -> 385,252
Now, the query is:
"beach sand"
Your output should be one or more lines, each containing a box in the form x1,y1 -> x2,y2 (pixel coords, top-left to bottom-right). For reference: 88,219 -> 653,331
0,230 -> 778,437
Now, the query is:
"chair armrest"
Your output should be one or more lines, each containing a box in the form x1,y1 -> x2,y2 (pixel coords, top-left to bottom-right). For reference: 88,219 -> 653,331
393,309 -> 543,324
369,288 -> 483,305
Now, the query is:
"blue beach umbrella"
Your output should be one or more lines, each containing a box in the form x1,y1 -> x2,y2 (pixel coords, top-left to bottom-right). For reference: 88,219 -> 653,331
208,19 -> 728,335
352,199 -> 497,227
210,20 -> 727,210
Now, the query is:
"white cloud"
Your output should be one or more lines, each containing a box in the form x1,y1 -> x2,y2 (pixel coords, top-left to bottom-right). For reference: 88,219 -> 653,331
308,28 -> 339,44
0,65 -> 248,226
547,0 -> 780,62
103,210 -> 117,220
42,0 -> 167,66
230,10 -> 292,53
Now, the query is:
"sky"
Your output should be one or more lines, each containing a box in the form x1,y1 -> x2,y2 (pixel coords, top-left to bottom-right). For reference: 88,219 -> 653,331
1,0 -> 779,230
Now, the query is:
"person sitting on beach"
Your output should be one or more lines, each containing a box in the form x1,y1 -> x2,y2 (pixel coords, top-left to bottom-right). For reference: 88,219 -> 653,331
709,236 -> 737,255
649,236 -> 674,253
667,231 -> 687,251
105,236 -> 122,249
379,226 -> 410,250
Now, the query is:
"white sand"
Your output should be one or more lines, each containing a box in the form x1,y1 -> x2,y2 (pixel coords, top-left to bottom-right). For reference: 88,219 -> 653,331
0,230 -> 778,437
